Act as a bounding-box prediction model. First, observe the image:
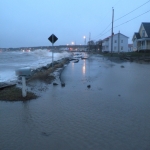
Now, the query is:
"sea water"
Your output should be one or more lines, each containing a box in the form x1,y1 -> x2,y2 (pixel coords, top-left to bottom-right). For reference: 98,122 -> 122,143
0,49 -> 71,82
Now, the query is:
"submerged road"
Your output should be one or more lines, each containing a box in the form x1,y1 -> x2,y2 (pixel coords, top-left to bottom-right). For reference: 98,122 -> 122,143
0,54 -> 150,150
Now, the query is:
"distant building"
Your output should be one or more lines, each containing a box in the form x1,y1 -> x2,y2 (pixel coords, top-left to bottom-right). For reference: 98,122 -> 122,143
95,40 -> 102,52
102,32 -> 129,53
128,44 -> 133,52
132,22 -> 150,52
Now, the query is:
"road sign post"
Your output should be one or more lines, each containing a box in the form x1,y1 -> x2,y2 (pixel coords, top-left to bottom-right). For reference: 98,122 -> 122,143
48,34 -> 58,67
52,35 -> 54,66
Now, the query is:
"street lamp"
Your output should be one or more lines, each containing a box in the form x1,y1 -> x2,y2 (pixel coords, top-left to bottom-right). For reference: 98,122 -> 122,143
83,36 -> 86,51
83,36 -> 86,45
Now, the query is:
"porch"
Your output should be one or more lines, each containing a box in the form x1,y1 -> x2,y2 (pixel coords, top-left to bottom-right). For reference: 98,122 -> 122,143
137,38 -> 150,51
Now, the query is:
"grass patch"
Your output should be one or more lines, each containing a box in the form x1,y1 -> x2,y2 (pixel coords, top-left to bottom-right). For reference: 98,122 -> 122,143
101,52 -> 150,57
0,87 -> 37,101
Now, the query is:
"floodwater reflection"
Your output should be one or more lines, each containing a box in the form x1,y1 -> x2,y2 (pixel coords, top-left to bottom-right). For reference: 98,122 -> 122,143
71,61 -> 74,70
82,60 -> 86,75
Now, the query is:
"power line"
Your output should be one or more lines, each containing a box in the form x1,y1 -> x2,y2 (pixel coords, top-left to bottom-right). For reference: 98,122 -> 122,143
92,0 -> 150,41
114,9 -> 150,28
92,0 -> 122,40
113,0 -> 122,7
93,29 -> 111,41
93,9 -> 150,41
114,0 -> 150,22
93,23 -> 111,39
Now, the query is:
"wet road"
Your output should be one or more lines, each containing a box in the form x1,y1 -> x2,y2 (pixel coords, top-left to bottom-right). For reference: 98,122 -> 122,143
0,54 -> 150,150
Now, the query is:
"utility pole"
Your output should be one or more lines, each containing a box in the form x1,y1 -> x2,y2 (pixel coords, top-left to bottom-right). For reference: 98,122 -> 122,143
89,32 -> 91,51
118,31 -> 120,54
83,36 -> 86,51
111,7 -> 114,56
52,35 -> 54,67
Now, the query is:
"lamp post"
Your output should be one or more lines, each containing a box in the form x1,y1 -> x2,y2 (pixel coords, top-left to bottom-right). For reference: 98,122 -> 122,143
83,36 -> 86,45
71,42 -> 74,51
83,36 -> 86,51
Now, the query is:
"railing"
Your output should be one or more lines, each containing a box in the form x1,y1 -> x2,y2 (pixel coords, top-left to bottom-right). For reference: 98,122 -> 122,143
137,45 -> 150,51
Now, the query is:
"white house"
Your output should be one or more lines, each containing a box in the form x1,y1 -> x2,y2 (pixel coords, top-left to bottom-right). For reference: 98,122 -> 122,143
132,22 -> 150,52
102,32 -> 128,53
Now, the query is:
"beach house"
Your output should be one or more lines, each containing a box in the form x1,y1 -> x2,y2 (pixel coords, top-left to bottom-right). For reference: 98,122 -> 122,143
132,22 -> 150,52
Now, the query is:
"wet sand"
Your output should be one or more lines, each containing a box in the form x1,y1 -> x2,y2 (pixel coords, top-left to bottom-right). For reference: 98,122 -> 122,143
0,53 -> 150,150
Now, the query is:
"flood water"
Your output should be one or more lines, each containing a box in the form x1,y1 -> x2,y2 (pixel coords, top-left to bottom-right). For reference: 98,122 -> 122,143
0,54 -> 150,150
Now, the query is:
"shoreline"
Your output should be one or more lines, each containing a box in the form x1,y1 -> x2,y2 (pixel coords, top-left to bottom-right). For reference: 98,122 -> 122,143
0,58 -> 70,101
1,51 -> 150,101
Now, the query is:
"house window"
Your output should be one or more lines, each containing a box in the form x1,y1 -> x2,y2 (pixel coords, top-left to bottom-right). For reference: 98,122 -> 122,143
121,40 -> 123,43
142,30 -> 145,37
121,46 -> 123,50
114,46 -> 116,50
114,40 -> 117,43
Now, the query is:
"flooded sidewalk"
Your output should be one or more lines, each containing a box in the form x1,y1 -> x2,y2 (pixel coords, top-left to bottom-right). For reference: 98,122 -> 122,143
0,54 -> 150,150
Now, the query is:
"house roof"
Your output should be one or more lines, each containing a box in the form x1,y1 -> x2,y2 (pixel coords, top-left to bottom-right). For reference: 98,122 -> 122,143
102,33 -> 128,41
103,36 -> 111,41
134,32 -> 141,39
142,22 -> 150,37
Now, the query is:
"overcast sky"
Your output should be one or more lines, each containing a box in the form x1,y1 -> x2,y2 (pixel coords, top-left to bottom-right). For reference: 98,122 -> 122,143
0,0 -> 150,48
